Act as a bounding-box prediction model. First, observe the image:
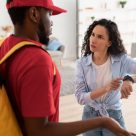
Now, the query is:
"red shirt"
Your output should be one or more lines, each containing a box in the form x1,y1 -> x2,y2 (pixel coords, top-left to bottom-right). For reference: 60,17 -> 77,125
0,35 -> 61,122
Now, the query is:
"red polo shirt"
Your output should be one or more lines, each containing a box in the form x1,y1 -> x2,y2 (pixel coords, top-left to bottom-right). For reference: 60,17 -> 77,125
0,35 -> 61,122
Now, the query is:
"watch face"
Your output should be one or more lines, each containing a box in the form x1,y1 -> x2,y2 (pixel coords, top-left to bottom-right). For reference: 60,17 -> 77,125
123,75 -> 134,83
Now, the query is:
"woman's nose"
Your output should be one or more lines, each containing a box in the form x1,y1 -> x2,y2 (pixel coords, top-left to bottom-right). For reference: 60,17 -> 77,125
91,36 -> 96,44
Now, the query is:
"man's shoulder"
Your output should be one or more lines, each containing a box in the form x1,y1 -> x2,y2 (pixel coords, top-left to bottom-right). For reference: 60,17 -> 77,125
17,46 -> 52,64
2,35 -> 53,66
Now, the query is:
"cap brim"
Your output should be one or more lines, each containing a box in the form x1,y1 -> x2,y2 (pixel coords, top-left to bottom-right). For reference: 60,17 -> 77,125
47,5 -> 67,15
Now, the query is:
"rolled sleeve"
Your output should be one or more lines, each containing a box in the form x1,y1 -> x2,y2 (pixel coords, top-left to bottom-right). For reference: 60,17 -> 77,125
75,60 -> 93,105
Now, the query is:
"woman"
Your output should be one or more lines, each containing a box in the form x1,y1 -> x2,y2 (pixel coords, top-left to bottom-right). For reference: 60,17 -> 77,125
75,18 -> 136,136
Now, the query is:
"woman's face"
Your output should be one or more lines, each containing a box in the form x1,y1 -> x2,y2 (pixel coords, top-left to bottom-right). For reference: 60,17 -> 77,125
89,25 -> 111,54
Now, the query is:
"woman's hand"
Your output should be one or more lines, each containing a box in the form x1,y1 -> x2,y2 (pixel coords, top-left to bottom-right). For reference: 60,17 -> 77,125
105,78 -> 122,92
121,80 -> 133,99
90,78 -> 122,99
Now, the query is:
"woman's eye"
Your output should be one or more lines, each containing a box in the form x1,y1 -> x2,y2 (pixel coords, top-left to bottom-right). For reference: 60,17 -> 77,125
91,33 -> 95,36
98,35 -> 103,39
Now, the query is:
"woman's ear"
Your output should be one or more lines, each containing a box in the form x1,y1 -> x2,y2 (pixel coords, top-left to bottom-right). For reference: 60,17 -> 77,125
107,41 -> 112,47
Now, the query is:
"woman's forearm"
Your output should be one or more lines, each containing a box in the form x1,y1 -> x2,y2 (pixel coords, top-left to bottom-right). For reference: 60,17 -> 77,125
90,86 -> 109,100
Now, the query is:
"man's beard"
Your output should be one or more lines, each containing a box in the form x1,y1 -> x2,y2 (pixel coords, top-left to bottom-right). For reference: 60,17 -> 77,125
38,21 -> 50,45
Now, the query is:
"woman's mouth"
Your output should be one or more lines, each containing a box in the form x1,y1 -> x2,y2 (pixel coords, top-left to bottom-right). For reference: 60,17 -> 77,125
91,45 -> 96,48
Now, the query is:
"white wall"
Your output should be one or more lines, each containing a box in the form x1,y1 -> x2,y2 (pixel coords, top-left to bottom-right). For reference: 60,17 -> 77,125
52,0 -> 77,59
0,0 -> 77,59
0,0 -> 12,25
0,0 -> 12,36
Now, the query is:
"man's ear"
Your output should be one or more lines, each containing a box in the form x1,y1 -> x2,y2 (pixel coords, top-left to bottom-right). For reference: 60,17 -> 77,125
28,7 -> 40,23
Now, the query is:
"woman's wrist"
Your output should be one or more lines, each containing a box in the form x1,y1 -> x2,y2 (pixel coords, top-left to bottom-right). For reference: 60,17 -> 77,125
123,75 -> 134,83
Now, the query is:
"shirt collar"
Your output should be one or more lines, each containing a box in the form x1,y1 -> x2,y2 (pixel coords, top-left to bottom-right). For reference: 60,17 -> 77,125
85,54 -> 121,66
110,55 -> 121,63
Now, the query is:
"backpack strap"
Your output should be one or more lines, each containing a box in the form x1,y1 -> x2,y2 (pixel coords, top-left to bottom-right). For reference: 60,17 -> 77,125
0,38 -> 5,45
0,41 -> 37,64
0,40 -> 56,76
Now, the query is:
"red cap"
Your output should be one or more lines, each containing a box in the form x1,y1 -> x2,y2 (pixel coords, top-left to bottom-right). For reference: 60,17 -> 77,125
6,0 -> 67,15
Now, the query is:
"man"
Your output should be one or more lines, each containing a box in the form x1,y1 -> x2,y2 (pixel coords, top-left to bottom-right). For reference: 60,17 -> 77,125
0,0 -> 135,135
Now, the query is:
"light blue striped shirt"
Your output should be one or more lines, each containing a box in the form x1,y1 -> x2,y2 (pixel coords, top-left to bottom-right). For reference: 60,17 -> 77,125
75,54 -> 136,116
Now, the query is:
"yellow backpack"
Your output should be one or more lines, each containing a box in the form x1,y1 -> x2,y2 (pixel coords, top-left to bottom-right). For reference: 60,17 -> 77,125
0,40 -> 56,136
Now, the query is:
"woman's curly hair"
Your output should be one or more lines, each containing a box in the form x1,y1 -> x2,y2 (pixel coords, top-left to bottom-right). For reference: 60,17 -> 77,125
81,18 -> 126,57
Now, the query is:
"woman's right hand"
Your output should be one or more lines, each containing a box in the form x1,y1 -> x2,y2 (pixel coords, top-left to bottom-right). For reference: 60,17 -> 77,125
105,78 -> 122,92
90,78 -> 123,100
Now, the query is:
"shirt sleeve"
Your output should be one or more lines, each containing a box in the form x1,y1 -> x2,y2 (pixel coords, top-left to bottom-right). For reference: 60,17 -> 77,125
75,59 -> 93,105
121,54 -> 136,75
18,48 -> 55,117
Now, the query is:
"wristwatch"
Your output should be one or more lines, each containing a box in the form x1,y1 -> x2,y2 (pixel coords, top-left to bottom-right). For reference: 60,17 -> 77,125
123,75 -> 134,83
